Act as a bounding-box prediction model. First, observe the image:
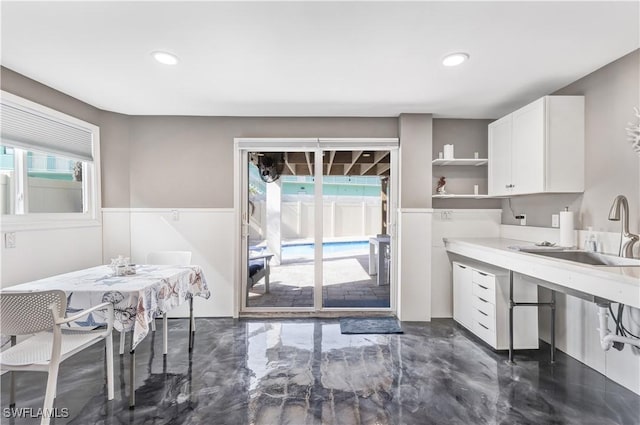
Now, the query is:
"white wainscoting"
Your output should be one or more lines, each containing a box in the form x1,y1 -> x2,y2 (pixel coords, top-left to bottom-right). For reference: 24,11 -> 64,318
102,208 -> 235,318
431,209 -> 502,318
501,224 -> 640,395
1,225 -> 102,288
397,209 -> 432,321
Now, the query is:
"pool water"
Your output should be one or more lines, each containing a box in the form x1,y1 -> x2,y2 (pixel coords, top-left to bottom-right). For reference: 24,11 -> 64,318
282,241 -> 368,259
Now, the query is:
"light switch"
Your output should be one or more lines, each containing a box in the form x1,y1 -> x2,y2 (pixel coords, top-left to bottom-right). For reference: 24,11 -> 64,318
5,232 -> 16,249
551,214 -> 560,228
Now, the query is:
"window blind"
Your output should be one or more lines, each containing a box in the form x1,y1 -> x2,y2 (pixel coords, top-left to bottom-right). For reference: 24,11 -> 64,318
1,102 -> 94,162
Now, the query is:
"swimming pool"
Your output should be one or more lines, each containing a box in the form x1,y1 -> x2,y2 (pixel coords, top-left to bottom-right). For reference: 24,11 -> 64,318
282,240 -> 368,259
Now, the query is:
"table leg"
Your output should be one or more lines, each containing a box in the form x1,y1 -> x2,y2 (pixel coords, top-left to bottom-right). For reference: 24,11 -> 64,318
163,313 -> 168,356
508,271 -> 514,363
369,241 -> 376,275
550,290 -> 556,363
189,297 -> 194,351
129,347 -> 135,408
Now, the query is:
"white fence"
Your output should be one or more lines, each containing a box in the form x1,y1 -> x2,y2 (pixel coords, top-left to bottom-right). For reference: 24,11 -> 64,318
0,174 -> 82,214
249,200 -> 382,240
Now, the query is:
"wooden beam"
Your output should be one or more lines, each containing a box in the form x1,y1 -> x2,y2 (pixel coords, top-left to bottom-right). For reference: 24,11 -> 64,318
360,151 -> 389,175
326,151 -> 336,176
376,163 -> 390,175
284,153 -> 296,175
343,151 -> 363,175
304,152 -> 313,176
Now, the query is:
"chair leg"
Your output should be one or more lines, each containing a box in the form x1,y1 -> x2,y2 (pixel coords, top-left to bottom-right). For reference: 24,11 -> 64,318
162,313 -> 168,355
105,333 -> 114,400
9,371 -> 15,408
41,362 -> 60,425
9,336 -> 15,407
119,331 -> 126,355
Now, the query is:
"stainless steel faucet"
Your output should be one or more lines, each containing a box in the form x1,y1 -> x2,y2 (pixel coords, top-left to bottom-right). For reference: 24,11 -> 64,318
608,195 -> 639,258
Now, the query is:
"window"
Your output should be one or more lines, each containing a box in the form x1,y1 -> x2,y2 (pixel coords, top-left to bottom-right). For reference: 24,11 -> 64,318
0,91 -> 100,229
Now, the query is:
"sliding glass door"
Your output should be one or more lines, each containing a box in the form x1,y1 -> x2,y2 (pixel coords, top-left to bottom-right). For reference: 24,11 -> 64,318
237,139 -> 397,313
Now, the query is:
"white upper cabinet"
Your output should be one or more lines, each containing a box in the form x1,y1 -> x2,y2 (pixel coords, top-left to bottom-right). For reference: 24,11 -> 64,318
487,114 -> 512,197
488,95 -> 584,196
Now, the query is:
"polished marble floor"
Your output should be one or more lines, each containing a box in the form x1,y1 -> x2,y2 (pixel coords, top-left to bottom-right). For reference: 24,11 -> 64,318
1,318 -> 639,424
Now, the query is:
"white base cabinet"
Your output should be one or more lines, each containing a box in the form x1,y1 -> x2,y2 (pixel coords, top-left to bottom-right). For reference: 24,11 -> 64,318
452,261 -> 539,350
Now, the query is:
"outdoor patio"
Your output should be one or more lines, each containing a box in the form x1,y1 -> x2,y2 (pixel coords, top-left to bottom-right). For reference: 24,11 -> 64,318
247,254 -> 390,308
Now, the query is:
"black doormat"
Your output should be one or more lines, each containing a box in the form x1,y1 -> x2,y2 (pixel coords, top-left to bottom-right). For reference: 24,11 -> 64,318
324,299 -> 390,308
339,317 -> 403,334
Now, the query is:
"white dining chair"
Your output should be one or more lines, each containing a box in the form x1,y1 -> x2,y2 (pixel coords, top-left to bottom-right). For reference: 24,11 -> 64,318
0,290 -> 114,425
119,250 -> 192,356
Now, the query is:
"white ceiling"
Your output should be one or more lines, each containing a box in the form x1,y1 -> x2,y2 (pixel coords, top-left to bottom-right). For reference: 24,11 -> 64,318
1,1 -> 638,118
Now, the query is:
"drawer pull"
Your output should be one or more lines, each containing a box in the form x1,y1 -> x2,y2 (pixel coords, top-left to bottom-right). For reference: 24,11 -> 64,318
477,297 -> 488,303
478,322 -> 489,330
478,284 -> 489,290
477,271 -> 488,276
477,310 -> 488,317
457,265 -> 467,269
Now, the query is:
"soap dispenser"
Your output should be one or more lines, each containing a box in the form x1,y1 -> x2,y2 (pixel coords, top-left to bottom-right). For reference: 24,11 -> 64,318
585,227 -> 598,252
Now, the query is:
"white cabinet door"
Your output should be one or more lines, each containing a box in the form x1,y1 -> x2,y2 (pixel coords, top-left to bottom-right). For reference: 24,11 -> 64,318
511,98 -> 545,194
488,114 -> 512,197
452,262 -> 473,329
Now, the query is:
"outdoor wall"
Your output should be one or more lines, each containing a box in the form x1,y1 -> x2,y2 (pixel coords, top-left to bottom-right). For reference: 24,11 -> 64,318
256,201 -> 382,240
501,49 -> 640,233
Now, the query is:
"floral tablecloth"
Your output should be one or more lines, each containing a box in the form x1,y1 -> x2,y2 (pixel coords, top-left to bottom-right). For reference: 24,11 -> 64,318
4,264 -> 210,349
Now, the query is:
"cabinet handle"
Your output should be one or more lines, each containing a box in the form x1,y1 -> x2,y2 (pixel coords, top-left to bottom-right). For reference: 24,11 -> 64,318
478,322 -> 489,330
477,284 -> 489,290
477,271 -> 488,276
477,310 -> 488,317
477,297 -> 489,303
457,265 -> 467,269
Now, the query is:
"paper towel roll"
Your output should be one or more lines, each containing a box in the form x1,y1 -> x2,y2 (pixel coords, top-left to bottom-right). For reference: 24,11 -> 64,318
559,210 -> 575,247
443,144 -> 454,159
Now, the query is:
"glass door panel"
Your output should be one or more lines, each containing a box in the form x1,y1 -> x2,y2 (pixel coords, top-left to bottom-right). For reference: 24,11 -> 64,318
246,151 -> 315,309
321,150 -> 391,308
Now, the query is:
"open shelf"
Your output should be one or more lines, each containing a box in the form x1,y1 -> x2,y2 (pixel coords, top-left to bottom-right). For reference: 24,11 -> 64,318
432,194 -> 494,199
432,158 -> 488,166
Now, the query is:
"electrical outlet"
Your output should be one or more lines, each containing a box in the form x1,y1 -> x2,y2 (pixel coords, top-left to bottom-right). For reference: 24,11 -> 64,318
171,210 -> 179,221
5,232 -> 16,249
551,214 -> 560,228
515,214 -> 527,226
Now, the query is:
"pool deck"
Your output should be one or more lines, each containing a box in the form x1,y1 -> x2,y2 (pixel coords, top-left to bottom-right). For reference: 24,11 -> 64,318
247,253 -> 390,309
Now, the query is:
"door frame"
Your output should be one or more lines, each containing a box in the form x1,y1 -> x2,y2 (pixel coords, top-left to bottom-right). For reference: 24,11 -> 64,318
233,138 -> 399,316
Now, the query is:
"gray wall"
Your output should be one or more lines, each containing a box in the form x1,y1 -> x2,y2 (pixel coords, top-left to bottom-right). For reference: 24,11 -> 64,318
432,119 -> 502,210
399,114 -> 432,209
128,116 -> 398,208
502,49 -> 640,232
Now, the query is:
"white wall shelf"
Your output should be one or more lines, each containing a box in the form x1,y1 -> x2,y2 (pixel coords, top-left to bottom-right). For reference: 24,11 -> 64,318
432,194 -> 494,199
432,158 -> 488,166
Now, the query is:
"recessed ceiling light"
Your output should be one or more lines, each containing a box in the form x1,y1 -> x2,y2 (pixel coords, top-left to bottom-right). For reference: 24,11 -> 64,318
152,51 -> 179,65
442,53 -> 469,67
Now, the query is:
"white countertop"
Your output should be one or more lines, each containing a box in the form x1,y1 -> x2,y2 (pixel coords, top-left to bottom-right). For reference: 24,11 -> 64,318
444,237 -> 640,309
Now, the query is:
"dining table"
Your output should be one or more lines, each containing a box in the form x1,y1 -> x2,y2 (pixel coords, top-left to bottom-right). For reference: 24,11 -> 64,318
3,263 -> 210,407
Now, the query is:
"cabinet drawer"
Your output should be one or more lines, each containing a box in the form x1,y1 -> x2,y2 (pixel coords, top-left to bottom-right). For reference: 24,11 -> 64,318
473,308 -> 495,332
472,282 -> 496,305
473,318 -> 496,347
472,296 -> 495,318
471,270 -> 496,292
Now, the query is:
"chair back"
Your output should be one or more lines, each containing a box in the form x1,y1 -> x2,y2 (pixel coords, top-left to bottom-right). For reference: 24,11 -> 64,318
0,290 -> 66,335
146,251 -> 192,265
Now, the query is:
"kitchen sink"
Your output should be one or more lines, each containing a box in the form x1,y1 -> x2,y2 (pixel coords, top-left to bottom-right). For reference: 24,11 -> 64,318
517,248 -> 640,267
